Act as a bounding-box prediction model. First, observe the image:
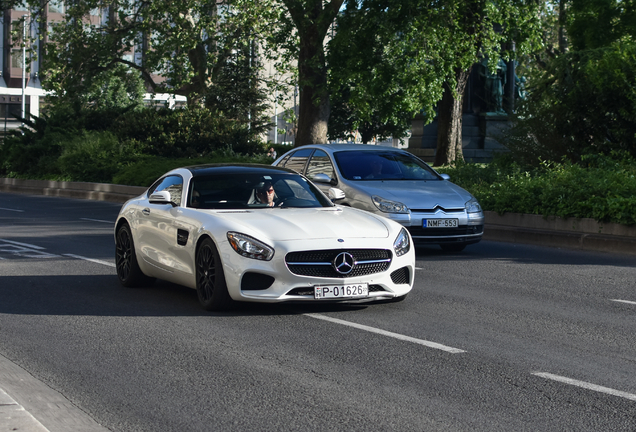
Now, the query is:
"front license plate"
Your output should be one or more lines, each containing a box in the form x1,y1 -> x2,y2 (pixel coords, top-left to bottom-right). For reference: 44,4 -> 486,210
423,218 -> 458,228
314,284 -> 369,299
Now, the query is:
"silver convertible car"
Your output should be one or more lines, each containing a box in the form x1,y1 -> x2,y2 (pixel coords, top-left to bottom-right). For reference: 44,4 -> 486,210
273,144 -> 484,252
115,164 -> 415,310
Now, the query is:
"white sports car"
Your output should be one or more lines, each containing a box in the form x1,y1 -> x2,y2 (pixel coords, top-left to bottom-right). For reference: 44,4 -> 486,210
115,164 -> 415,310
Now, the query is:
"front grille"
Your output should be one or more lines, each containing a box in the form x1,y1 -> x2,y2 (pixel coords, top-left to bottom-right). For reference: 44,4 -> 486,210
407,225 -> 484,238
390,267 -> 410,285
411,207 -> 464,213
285,249 -> 392,278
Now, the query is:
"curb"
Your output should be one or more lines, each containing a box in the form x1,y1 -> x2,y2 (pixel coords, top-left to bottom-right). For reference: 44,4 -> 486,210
0,178 -> 146,203
2,177 -> 634,256
483,211 -> 636,255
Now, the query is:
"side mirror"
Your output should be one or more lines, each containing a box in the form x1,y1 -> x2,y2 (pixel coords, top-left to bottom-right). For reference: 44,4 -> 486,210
328,187 -> 346,202
149,190 -> 176,206
312,173 -> 336,185
439,173 -> 451,181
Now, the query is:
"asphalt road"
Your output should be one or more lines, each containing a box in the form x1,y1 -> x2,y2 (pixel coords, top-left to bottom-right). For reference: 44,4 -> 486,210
1,192 -> 636,431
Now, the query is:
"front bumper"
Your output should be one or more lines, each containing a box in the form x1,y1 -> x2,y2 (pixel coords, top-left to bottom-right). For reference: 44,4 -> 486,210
381,209 -> 484,244
219,238 -> 415,303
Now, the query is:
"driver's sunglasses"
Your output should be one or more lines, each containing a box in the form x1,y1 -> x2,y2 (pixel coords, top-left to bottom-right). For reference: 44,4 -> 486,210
261,188 -> 274,194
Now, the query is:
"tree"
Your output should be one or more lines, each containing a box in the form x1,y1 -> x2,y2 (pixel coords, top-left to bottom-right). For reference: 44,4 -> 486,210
500,0 -> 636,164
421,0 -> 542,166
276,0 -> 345,146
327,2 -> 444,144
27,0 -> 276,136
327,0 -> 542,165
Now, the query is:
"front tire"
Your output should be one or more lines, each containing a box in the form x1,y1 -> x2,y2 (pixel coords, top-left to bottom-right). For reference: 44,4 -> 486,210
115,223 -> 153,287
196,238 -> 233,311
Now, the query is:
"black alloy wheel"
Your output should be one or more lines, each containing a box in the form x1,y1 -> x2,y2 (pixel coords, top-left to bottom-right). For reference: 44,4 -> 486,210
196,238 -> 232,311
115,223 -> 153,287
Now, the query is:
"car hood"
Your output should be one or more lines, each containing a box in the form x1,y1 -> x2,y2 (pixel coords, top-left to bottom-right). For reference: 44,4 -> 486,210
352,180 -> 472,209
209,207 -> 391,241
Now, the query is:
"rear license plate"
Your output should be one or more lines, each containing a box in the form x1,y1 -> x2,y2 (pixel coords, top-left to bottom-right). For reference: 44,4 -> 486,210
314,284 -> 368,299
423,218 -> 458,228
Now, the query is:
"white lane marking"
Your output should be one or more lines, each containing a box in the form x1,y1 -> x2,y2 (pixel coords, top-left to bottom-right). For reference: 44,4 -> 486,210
611,299 -> 636,306
0,207 -> 24,212
0,240 -> 58,258
305,313 -> 466,354
0,239 -> 45,250
63,254 -> 116,268
415,267 -> 423,270
80,218 -> 114,224
533,372 -> 636,402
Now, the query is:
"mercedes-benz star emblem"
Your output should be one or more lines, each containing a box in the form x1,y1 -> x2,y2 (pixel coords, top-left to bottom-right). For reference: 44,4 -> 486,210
333,252 -> 355,275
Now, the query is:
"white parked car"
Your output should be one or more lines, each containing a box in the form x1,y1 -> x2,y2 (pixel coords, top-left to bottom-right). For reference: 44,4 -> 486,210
115,164 -> 415,310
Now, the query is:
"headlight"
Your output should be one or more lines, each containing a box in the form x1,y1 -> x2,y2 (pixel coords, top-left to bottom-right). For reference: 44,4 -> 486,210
372,195 -> 410,214
465,197 -> 482,214
227,232 -> 274,261
393,228 -> 411,257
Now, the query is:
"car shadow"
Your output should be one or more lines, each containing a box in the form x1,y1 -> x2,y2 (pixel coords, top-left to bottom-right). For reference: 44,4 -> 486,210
0,274 -> 371,318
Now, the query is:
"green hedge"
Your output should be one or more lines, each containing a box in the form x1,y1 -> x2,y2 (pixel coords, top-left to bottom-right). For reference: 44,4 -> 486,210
0,107 -> 269,183
438,153 -> 636,225
112,153 -> 271,187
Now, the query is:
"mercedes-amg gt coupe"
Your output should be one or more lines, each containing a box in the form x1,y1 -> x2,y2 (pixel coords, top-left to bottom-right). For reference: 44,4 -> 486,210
115,164 -> 415,310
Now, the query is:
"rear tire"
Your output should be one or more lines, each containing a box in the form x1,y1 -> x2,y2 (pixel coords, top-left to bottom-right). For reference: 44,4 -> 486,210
196,238 -> 233,311
115,223 -> 154,287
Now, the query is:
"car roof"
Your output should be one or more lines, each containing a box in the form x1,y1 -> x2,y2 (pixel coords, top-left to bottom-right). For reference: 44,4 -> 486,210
183,163 -> 297,176
299,144 -> 405,153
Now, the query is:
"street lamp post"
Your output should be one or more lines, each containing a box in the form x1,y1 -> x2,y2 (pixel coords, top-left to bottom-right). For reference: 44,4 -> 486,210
21,15 -> 28,126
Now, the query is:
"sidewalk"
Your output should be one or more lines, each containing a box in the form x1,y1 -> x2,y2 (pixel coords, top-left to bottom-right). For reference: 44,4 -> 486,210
0,353 -> 111,432
2,177 -> 635,255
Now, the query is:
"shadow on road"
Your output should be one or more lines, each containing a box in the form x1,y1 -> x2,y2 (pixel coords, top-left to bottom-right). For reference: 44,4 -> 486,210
415,240 -> 636,268
1,274 -> 372,318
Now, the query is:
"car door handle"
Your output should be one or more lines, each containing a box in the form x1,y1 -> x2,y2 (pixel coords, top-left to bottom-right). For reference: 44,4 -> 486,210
142,208 -> 150,216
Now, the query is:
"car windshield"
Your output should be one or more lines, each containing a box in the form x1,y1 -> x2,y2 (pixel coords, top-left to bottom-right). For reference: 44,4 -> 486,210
187,172 -> 334,209
333,151 -> 441,181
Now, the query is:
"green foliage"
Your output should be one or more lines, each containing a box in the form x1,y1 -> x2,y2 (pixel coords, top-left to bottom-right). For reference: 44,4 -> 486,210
438,153 -> 636,225
57,131 -> 138,182
112,108 -> 261,158
568,0 -> 636,50
112,152 -> 272,187
38,0 -> 277,133
0,106 -> 264,182
327,0 -> 543,152
503,42 -> 636,165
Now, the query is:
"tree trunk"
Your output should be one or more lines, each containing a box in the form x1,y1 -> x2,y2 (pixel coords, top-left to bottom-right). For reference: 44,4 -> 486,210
294,32 -> 330,146
434,68 -> 471,166
283,0 -> 343,147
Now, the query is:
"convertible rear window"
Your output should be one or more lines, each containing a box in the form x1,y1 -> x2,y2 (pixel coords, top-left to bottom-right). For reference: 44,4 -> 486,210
187,173 -> 334,209
333,151 -> 441,181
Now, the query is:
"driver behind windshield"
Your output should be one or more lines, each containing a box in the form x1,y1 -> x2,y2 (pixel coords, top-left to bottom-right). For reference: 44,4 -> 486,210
255,181 -> 276,207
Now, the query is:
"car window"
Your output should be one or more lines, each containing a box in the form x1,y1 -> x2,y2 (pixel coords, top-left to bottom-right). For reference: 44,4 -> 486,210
281,148 -> 313,173
306,150 -> 335,181
333,151 -> 440,181
148,175 -> 183,206
188,173 -> 333,209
